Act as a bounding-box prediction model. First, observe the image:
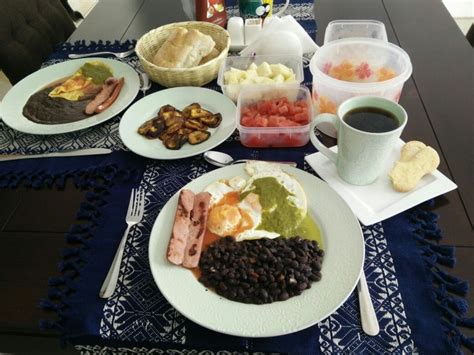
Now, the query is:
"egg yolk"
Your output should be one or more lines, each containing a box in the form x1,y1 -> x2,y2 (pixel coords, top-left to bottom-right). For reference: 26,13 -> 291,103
207,191 -> 256,237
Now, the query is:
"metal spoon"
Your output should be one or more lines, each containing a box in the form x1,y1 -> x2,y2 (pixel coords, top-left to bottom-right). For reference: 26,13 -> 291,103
68,48 -> 135,59
204,151 -> 297,167
357,271 -> 380,336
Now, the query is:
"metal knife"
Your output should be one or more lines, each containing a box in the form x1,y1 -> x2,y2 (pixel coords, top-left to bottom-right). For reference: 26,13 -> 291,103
0,148 -> 113,162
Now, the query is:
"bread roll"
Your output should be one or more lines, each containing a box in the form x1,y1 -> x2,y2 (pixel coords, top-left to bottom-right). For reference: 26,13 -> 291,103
152,27 -> 216,68
199,48 -> 220,65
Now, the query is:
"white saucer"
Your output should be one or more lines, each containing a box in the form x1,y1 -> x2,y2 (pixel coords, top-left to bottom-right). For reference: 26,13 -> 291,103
305,139 -> 457,225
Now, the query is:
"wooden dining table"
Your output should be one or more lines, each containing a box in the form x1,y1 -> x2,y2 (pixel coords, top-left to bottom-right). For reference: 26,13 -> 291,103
0,0 -> 472,352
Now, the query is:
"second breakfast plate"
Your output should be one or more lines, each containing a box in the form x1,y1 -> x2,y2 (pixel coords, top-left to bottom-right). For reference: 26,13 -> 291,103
0,58 -> 140,135
148,164 -> 365,337
119,87 -> 237,160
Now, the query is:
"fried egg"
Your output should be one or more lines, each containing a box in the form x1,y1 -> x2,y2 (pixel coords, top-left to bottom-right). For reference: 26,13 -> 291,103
204,162 -> 307,242
204,179 -> 276,241
243,171 -> 307,214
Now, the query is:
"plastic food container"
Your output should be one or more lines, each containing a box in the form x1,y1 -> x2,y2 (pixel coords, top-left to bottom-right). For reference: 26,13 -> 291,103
310,20 -> 412,116
324,20 -> 388,43
217,54 -> 304,102
236,85 -> 312,148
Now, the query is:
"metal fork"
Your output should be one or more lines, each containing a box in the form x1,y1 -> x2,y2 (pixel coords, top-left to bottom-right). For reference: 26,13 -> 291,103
69,48 -> 135,59
99,188 -> 145,298
138,71 -> 151,97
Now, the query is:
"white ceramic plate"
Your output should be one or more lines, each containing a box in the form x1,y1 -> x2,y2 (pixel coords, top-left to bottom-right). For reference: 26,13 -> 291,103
305,139 -> 458,226
119,87 -> 237,160
148,164 -> 364,337
0,58 -> 140,135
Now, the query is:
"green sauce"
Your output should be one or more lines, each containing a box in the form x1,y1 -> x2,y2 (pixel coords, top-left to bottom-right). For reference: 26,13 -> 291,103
79,62 -> 113,84
242,177 -> 322,246
294,214 -> 323,247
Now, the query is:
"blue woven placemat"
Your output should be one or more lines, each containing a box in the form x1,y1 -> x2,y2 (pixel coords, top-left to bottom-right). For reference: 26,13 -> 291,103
1,0 -> 472,352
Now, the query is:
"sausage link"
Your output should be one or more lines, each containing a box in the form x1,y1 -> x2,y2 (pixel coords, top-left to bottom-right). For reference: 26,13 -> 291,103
95,77 -> 125,114
84,77 -> 118,115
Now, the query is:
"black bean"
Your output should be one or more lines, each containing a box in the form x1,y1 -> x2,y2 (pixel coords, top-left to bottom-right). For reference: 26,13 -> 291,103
297,282 -> 308,291
198,236 -> 324,305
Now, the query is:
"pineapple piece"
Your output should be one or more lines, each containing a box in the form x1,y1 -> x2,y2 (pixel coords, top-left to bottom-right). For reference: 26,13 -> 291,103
248,63 -> 258,71
252,76 -> 266,84
224,67 -> 246,84
273,74 -> 285,83
245,69 -> 258,80
269,64 -> 294,79
260,77 -> 274,84
256,62 -> 273,77
224,71 -> 240,84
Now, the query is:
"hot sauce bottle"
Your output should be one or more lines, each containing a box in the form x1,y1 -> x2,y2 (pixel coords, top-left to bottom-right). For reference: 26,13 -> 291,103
196,0 -> 227,27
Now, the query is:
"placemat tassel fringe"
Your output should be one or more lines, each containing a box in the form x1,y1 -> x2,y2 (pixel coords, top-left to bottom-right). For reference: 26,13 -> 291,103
411,206 -> 474,352
20,164 -> 138,342
54,40 -> 136,56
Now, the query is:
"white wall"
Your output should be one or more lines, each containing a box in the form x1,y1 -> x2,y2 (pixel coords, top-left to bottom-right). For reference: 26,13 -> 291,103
442,0 -> 474,18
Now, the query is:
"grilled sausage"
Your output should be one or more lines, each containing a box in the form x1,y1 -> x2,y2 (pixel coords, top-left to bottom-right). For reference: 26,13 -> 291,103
167,189 -> 195,265
84,77 -> 118,115
182,192 -> 211,269
95,77 -> 125,113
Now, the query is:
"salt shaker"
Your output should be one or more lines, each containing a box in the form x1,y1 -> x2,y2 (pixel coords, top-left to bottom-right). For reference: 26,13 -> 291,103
244,18 -> 263,45
227,17 -> 245,47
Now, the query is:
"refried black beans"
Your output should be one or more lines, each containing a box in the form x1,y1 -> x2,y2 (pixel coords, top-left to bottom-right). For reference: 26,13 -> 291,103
198,236 -> 324,304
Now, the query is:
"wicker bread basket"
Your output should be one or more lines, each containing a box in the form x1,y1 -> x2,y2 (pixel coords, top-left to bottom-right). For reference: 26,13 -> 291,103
135,21 -> 230,87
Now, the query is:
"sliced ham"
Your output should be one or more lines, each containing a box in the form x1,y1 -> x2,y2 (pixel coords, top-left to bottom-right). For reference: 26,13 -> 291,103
167,189 -> 195,265
182,192 -> 211,269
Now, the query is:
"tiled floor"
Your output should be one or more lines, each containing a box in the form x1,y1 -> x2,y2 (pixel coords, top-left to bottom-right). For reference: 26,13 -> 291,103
0,1 -> 472,101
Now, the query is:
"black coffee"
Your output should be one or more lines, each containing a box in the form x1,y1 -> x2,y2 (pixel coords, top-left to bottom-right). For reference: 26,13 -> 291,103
343,107 -> 400,133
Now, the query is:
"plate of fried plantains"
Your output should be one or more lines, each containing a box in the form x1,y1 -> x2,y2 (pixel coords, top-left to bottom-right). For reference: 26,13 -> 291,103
119,87 -> 237,159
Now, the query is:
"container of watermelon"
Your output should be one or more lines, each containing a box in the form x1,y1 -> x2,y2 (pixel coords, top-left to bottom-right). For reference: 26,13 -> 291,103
236,85 -> 313,148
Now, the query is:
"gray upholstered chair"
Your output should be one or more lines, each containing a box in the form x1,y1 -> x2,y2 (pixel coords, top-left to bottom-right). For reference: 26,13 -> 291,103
0,0 -> 75,84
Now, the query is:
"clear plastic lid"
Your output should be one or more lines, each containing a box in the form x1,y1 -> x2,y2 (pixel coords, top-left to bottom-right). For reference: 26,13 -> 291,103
324,20 -> 388,44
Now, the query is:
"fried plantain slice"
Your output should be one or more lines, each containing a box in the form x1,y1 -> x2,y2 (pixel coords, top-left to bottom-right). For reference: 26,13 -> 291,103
137,117 -> 166,139
165,122 -> 183,135
158,104 -> 177,116
199,113 -> 222,128
178,127 -> 193,136
188,130 -> 210,145
159,129 -> 172,141
184,119 -> 207,131
164,133 -> 188,150
182,103 -> 201,117
187,107 -> 214,119
164,113 -> 185,127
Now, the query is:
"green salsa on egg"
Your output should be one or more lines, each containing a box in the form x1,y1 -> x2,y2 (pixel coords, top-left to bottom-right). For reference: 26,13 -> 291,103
241,177 -> 322,246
